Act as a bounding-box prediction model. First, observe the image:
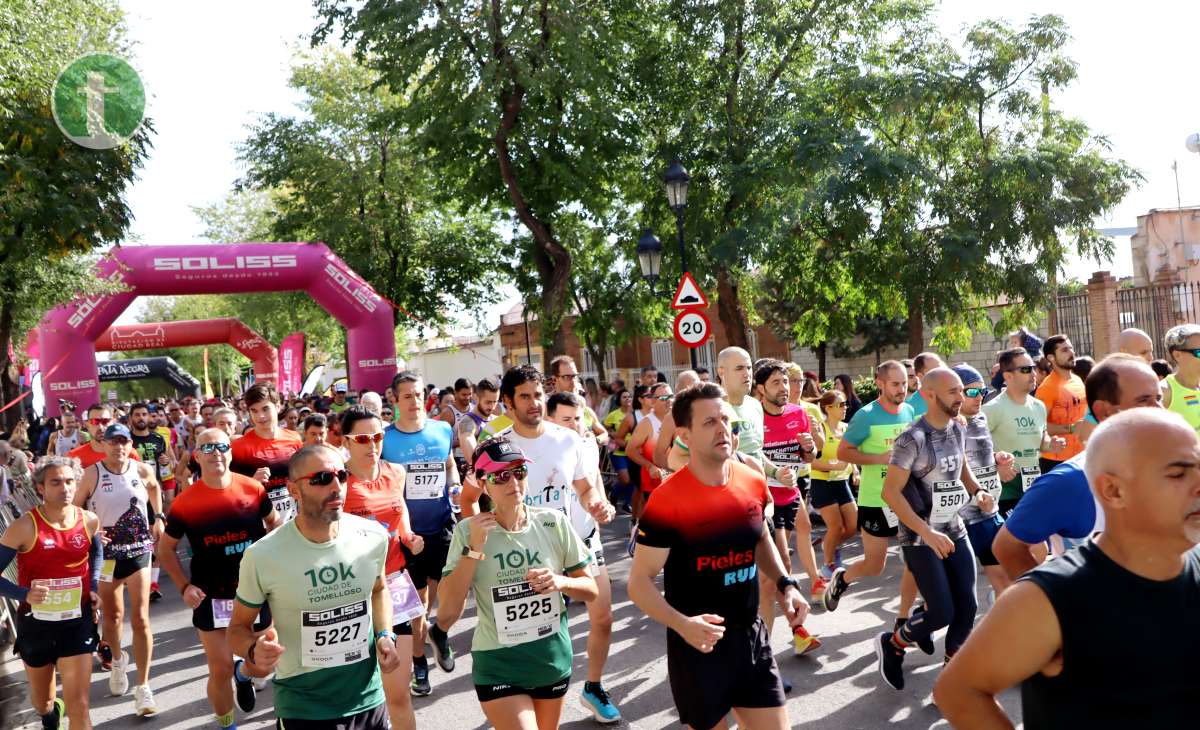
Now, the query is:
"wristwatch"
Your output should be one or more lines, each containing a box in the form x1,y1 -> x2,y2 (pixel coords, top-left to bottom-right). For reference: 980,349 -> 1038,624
375,629 -> 397,642
461,546 -> 485,561
777,576 -> 801,594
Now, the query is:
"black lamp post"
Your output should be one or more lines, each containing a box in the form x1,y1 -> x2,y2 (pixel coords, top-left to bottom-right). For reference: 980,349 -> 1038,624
663,159 -> 697,369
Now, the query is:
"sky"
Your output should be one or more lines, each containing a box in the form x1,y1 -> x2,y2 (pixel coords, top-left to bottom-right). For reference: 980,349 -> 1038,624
110,0 -> 1200,329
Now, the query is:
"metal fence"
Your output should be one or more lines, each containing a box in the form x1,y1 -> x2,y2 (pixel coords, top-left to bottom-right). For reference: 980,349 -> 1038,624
1117,281 -> 1200,360
1055,292 -> 1094,358
0,480 -> 40,650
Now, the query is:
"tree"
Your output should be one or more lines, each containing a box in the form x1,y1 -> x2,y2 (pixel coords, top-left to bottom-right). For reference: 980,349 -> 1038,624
312,1 -> 649,357
0,0 -> 151,427
236,48 -> 507,337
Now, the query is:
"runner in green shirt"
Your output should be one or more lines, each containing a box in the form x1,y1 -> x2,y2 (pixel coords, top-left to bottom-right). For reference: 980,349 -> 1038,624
229,444 -> 401,730
438,438 -> 596,730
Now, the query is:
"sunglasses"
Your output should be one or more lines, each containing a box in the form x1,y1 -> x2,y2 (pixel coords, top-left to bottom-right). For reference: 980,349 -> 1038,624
964,387 -> 988,398
1006,366 -> 1035,374
89,417 -> 111,426
346,432 -> 385,445
1173,347 -> 1200,359
301,469 -> 348,486
483,464 -> 529,485
198,442 -> 231,454
656,394 -> 675,401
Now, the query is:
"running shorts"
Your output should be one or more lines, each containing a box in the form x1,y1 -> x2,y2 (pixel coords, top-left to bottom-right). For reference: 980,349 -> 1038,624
810,478 -> 854,509
15,612 -> 99,668
857,506 -> 898,539
666,618 -> 784,730
406,526 -> 453,590
475,675 -> 569,703
276,703 -> 388,730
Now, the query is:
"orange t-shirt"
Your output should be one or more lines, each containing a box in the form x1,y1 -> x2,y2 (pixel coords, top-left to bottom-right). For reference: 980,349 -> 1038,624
68,442 -> 141,469
1035,370 -> 1086,461
230,429 -> 303,517
345,462 -> 412,575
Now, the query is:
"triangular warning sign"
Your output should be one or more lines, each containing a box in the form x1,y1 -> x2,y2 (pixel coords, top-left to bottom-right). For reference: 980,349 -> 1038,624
671,272 -> 709,310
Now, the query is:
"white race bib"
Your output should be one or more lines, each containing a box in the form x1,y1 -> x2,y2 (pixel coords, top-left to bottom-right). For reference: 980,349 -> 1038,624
386,571 -> 425,624
268,486 -> 296,522
301,600 -> 371,668
881,504 -> 900,528
30,577 -> 83,621
973,465 -> 1002,502
211,598 -> 234,629
491,582 -> 560,646
1020,465 -> 1041,491
930,480 -> 969,524
404,462 -> 446,500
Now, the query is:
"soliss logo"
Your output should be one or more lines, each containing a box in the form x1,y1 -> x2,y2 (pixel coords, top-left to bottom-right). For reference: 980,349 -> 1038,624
68,271 -> 124,328
151,255 -> 298,271
358,358 -> 395,368
50,379 -> 97,391
325,263 -> 377,312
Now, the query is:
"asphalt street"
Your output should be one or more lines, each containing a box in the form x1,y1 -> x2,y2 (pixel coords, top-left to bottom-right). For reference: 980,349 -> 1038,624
2,515 -> 1022,729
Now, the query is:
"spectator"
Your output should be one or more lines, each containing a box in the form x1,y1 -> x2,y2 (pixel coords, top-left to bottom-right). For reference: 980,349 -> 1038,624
1072,355 -> 1095,381
832,373 -> 863,422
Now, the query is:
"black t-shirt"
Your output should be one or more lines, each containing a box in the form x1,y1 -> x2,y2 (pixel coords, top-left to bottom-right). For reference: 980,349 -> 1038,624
132,431 -> 171,484
1019,541 -> 1200,728
164,474 -> 271,597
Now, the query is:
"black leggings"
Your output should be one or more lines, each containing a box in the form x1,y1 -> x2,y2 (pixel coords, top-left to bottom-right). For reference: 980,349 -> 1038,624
901,537 -> 978,656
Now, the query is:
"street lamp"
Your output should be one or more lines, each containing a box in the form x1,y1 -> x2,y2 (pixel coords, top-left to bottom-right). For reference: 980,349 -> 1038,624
636,229 -> 663,290
663,159 -> 697,369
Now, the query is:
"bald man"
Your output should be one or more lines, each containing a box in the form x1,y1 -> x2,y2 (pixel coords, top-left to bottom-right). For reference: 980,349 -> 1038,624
1117,328 -> 1153,363
935,408 -> 1200,728
905,352 -> 945,418
992,354 -> 1162,580
650,370 -> 700,469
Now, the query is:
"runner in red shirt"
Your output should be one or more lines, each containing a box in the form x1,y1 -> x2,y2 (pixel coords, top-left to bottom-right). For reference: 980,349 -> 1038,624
68,404 -> 141,468
230,383 -> 303,522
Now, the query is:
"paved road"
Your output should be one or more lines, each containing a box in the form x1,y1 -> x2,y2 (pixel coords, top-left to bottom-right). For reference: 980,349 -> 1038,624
2,516 -> 1021,729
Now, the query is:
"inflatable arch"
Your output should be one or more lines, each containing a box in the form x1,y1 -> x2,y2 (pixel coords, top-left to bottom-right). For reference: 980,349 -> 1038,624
95,318 -> 279,386
39,243 -> 396,416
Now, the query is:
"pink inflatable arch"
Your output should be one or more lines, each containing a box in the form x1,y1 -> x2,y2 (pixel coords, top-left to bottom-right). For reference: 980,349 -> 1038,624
39,243 -> 396,416
95,318 -> 280,386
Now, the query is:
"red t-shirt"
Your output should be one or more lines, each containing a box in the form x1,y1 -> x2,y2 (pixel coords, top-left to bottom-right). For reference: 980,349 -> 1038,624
165,474 -> 271,598
762,403 -> 811,506
230,429 -> 303,517
345,462 -> 413,574
68,442 -> 141,469
636,461 -> 769,626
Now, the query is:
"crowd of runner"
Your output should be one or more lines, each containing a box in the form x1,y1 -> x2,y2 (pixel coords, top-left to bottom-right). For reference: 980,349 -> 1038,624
2,323 -> 1199,729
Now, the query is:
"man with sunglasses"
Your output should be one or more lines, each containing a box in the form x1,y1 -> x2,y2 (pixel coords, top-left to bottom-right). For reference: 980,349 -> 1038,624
549,356 -> 609,448
68,404 -> 142,469
1161,324 -> 1200,436
157,428 -> 279,728
381,371 -> 461,697
984,348 -> 1066,518
230,445 -> 398,730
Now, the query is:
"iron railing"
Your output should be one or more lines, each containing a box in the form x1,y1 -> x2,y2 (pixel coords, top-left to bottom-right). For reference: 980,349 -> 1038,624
1117,281 -> 1200,359
1055,292 -> 1094,358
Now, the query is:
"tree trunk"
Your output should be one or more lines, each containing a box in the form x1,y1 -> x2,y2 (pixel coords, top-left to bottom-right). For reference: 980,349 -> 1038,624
716,266 -> 750,350
906,297 -> 924,357
814,342 -> 827,381
0,299 -> 20,431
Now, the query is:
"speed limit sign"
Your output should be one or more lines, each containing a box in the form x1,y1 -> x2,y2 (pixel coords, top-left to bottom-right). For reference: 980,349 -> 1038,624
673,309 -> 711,349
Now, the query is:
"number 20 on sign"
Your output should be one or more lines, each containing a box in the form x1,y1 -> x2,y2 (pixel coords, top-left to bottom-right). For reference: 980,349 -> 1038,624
673,309 -> 711,348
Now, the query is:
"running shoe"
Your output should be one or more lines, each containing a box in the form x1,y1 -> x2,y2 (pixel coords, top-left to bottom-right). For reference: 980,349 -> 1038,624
109,649 -> 129,696
133,684 -> 159,716
810,577 -> 828,603
41,697 -> 64,730
905,607 -> 936,655
428,625 -> 456,672
410,664 -> 432,696
875,632 -> 906,691
818,563 -> 834,582
232,659 -> 257,712
97,640 -> 113,671
793,625 -> 822,656
149,582 -> 162,602
580,684 -> 621,724
822,568 -> 848,612
251,675 -> 271,691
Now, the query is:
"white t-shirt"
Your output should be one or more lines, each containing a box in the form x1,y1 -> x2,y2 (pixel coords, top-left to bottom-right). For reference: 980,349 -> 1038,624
569,433 -> 603,538
500,422 -> 587,530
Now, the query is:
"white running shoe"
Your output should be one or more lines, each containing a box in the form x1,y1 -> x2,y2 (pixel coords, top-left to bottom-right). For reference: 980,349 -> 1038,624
133,684 -> 159,716
252,675 -> 271,691
109,650 -> 129,696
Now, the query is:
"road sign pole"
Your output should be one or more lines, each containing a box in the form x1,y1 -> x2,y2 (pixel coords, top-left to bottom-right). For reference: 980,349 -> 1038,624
675,212 -> 698,370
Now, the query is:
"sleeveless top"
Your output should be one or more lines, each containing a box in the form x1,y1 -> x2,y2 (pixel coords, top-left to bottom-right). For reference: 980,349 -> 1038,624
18,505 -> 93,612
1166,374 -> 1200,435
811,420 -> 852,480
90,461 -> 153,560
53,429 -> 82,456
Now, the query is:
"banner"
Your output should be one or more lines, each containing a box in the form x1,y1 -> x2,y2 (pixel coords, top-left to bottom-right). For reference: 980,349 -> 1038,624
278,332 -> 306,396
203,347 -> 213,399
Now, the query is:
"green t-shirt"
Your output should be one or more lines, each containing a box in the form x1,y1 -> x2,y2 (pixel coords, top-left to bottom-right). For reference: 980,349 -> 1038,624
730,397 -> 765,462
236,514 -> 388,720
982,389 -> 1048,500
443,507 -> 591,687
328,401 -> 350,414
842,399 -> 916,507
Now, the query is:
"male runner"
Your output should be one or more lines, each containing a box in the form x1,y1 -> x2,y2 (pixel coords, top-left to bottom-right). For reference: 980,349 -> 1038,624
129,403 -> 175,600
73,423 -> 162,716
935,409 -> 1200,728
545,391 -> 622,723
230,445 -> 399,730
904,352 -> 944,418
549,356 -> 610,447
437,378 -> 474,428
381,371 -> 460,696
68,404 -> 140,469
1116,326 -> 1154,363
48,409 -> 84,456
1161,323 -> 1200,435
302,414 -> 328,447
639,366 -> 659,389
230,382 -> 303,523
328,382 -> 351,415
453,378 -> 500,486
629,383 -> 807,730
157,428 -> 279,727
1035,335 -> 1088,472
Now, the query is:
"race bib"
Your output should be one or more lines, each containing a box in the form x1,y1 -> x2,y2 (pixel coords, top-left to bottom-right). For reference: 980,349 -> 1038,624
30,577 -> 83,621
973,465 -> 1002,502
99,559 -> 116,584
207,598 -> 234,628
881,504 -> 900,528
386,570 -> 425,624
930,480 -> 969,524
301,600 -> 371,668
404,462 -> 446,500
491,581 -> 560,646
268,486 -> 296,522
1020,466 -> 1041,491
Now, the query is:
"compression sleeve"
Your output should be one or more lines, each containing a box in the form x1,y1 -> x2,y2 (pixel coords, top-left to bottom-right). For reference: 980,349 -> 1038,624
90,531 -> 104,593
0,544 -> 29,602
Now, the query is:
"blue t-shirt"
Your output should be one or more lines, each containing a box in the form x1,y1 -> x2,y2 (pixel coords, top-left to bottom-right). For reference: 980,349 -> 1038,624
905,390 -> 927,418
381,420 -> 454,535
1003,453 -> 1097,544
